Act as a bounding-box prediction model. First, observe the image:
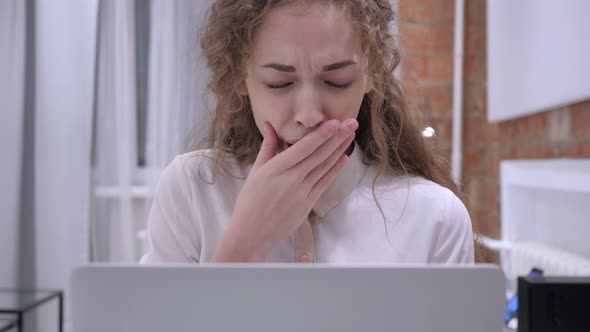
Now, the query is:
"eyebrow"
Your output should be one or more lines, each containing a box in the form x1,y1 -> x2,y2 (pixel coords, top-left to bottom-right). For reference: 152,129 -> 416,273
261,60 -> 357,72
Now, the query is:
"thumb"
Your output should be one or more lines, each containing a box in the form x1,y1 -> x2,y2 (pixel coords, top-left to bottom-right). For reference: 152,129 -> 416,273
253,122 -> 279,168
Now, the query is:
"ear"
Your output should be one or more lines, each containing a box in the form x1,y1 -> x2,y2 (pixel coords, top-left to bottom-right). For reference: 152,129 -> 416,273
238,81 -> 249,96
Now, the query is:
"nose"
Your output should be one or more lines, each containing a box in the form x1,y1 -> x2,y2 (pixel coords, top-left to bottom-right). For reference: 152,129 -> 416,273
293,85 -> 325,129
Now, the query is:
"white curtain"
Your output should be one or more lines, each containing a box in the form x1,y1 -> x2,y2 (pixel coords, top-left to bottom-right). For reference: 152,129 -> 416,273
139,0 -> 212,256
34,0 -> 98,284
0,0 -> 98,330
91,0 -> 212,261
90,0 -> 139,263
1,0 -> 211,329
34,0 -> 99,330
0,0 -> 26,289
147,0 -> 212,169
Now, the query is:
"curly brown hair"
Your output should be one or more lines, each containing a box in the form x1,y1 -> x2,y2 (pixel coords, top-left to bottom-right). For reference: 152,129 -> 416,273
199,0 -> 482,261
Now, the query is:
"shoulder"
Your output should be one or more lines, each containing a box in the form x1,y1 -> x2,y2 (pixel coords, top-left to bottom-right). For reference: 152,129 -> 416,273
371,173 -> 471,234
373,173 -> 461,208
153,149 -> 248,207
406,177 -> 469,221
160,149 -> 248,186
166,148 -> 221,178
381,176 -> 474,263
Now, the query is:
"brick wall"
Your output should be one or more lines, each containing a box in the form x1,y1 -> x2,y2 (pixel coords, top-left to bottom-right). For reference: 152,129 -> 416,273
398,0 -> 590,262
399,0 -> 456,157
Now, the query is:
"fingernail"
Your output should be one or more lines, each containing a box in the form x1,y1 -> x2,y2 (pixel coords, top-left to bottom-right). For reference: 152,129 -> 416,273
328,120 -> 339,131
345,119 -> 359,131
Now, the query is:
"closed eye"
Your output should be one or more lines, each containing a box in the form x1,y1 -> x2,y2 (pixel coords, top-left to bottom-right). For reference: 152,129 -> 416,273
325,81 -> 352,89
267,82 -> 293,89
266,81 -> 352,89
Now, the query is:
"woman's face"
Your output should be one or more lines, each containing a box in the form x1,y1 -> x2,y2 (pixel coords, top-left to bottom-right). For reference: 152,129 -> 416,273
243,3 -> 372,151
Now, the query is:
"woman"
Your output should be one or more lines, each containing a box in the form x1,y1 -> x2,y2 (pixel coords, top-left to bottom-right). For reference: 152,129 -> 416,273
140,0 -> 478,264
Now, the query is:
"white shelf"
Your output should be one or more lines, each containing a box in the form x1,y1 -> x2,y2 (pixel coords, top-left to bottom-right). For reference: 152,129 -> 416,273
501,159 -> 590,193
499,158 -> 590,283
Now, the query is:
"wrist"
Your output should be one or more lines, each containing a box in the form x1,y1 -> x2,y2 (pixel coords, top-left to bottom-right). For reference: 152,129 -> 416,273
211,222 -> 273,262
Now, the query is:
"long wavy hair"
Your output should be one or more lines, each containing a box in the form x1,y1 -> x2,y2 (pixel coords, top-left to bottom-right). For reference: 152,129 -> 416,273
198,0 -> 482,261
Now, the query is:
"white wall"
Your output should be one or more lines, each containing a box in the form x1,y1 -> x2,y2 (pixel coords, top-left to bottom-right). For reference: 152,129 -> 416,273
487,0 -> 590,122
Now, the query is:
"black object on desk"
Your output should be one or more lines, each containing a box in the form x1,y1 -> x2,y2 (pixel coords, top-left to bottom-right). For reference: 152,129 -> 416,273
518,276 -> 590,332
0,289 -> 63,332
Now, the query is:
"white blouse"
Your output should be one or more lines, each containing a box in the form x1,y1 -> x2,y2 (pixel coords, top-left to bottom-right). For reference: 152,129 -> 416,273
140,144 -> 474,264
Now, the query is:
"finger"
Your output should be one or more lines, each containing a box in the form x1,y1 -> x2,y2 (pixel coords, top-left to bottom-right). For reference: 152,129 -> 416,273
303,132 -> 355,186
294,119 -> 358,176
307,154 -> 349,202
253,122 -> 279,169
270,119 -> 340,171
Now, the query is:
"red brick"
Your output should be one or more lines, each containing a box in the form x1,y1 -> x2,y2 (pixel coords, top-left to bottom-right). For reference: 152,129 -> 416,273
399,24 -> 431,54
429,54 -> 453,81
485,148 -> 501,178
431,24 -> 454,53
480,248 -> 500,264
398,0 -> 423,23
487,123 -> 500,143
464,83 -> 486,116
580,139 -> 590,157
559,142 -> 586,158
488,210 -> 501,238
530,145 -> 545,159
401,55 -> 429,82
463,177 -> 481,210
477,209 -> 500,238
439,0 -> 455,24
499,146 -> 513,160
399,0 -> 456,24
512,113 -> 547,142
466,0 -> 486,25
515,145 -> 554,160
571,100 -> 590,137
513,118 -> 527,141
398,0 -> 434,23
464,55 -> 486,82
499,122 -> 514,144
463,116 -> 485,145
543,145 -> 556,158
529,113 -> 548,141
509,146 -> 518,159
513,146 -> 530,159
442,117 -> 453,142
402,83 -> 421,99
465,148 -> 482,173
465,23 -> 486,55
481,178 -> 499,213
422,83 -> 453,114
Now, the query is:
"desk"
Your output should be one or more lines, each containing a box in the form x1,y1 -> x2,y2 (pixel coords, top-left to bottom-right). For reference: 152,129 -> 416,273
0,289 -> 63,332
0,316 -> 17,332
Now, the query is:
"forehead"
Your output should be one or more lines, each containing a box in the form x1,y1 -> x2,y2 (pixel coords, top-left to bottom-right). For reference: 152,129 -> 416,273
249,3 -> 364,65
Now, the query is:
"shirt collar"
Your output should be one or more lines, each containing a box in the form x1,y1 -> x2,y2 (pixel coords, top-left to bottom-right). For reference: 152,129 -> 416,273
313,143 -> 368,217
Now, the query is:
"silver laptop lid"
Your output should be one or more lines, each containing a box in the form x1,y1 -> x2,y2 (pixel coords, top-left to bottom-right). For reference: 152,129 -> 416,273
71,264 -> 504,332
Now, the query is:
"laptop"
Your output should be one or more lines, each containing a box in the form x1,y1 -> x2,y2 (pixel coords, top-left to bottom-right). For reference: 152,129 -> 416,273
71,264 -> 505,332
